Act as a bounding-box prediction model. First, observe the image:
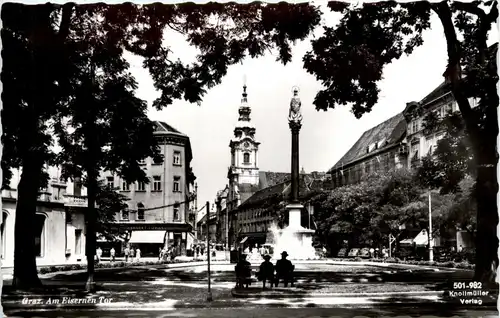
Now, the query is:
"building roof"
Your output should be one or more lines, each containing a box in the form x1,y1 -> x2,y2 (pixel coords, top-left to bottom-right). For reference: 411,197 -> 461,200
258,171 -> 291,189
154,121 -> 187,136
329,113 -> 406,172
418,81 -> 451,106
238,173 -> 328,210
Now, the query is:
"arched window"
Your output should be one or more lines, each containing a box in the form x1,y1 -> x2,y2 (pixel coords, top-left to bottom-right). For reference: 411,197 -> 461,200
1,211 -> 7,259
34,213 -> 46,257
243,152 -> 250,163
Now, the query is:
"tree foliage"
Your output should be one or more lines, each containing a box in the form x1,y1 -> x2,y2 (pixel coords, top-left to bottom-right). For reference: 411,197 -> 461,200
95,181 -> 129,242
304,0 -> 498,284
1,2 -> 322,289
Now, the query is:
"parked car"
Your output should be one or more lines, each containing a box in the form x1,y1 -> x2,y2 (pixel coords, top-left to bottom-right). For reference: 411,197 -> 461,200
337,248 -> 348,258
347,248 -> 360,257
358,248 -> 370,258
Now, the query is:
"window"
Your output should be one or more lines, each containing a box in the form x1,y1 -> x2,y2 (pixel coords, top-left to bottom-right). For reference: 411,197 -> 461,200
122,181 -> 130,191
1,212 -> 7,259
364,162 -> 370,174
34,214 -> 46,257
106,176 -> 114,188
411,143 -> 420,159
410,120 -> 420,134
243,152 -> 250,163
173,176 -> 181,192
137,182 -> 146,192
173,204 -> 180,221
75,229 -> 82,255
122,210 -> 129,220
173,151 -> 181,165
137,203 -> 145,220
231,152 -> 235,165
153,155 -> 164,165
152,176 -> 162,191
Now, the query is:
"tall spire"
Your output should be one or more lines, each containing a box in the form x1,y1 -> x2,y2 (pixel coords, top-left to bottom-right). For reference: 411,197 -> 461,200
241,75 -> 248,104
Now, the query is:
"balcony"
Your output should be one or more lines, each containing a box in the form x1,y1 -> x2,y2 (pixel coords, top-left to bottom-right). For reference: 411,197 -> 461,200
64,194 -> 88,207
50,178 -> 67,188
2,189 -> 17,199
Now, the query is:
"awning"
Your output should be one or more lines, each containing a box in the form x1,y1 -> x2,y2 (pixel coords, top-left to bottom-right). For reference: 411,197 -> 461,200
240,237 -> 248,244
414,230 -> 429,246
399,239 -> 413,245
129,231 -> 166,244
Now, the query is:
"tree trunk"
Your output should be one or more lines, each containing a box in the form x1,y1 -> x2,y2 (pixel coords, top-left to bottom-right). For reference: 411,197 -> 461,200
12,160 -> 43,290
472,105 -> 498,286
85,170 -> 97,292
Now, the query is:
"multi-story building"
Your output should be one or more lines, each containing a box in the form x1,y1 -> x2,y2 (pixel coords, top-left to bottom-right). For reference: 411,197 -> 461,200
328,113 -> 408,187
1,167 -> 88,267
403,82 -> 479,168
101,121 -> 197,257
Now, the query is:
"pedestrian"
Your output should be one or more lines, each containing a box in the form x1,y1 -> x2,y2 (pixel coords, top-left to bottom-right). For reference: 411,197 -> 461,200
124,246 -> 130,262
110,247 -> 116,262
375,248 -> 379,258
196,245 -> 200,258
96,247 -> 103,262
135,248 -> 141,262
259,245 -> 266,256
369,247 -> 375,258
322,246 -> 327,258
130,247 -> 135,259
458,244 -> 463,253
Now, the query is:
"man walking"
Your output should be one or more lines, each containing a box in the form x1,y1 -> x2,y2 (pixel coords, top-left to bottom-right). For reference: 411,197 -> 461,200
124,246 -> 130,262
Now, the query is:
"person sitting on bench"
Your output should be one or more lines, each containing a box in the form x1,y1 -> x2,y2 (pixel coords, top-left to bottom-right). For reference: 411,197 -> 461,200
235,253 -> 252,289
257,254 -> 275,289
274,251 -> 295,287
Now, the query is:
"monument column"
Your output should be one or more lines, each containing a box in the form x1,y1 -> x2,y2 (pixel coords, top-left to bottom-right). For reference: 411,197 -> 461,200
286,87 -> 304,229
290,121 -> 301,204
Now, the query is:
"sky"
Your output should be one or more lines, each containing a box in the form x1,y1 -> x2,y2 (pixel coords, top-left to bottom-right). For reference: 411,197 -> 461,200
122,3 -> 498,210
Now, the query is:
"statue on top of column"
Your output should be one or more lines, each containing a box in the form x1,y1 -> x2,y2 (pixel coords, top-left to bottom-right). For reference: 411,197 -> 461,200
288,87 -> 302,124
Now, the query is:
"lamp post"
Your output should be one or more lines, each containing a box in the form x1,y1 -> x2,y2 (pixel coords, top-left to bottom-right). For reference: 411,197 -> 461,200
206,201 -> 212,302
428,189 -> 434,262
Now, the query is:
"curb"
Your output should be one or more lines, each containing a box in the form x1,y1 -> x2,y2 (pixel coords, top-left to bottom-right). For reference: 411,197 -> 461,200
3,260 -> 226,281
230,289 -> 445,299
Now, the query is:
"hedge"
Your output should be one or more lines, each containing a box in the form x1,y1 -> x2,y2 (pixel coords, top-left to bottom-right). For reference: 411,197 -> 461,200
329,257 -> 474,270
36,258 -> 203,275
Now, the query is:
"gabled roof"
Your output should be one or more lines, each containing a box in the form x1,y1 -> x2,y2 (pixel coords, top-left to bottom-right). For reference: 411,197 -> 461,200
329,113 -> 406,172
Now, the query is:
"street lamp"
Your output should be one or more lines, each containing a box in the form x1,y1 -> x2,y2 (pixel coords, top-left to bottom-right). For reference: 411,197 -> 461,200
205,201 -> 212,302
428,189 -> 434,262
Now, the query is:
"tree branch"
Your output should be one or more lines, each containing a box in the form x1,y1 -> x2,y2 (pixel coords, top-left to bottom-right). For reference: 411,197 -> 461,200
58,2 -> 74,40
453,1 -> 487,20
431,2 -> 481,153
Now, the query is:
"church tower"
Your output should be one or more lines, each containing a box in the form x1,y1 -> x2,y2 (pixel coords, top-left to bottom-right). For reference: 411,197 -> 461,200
228,83 -> 260,187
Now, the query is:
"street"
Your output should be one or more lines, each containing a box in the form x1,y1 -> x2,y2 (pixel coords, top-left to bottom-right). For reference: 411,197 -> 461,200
4,305 -> 499,318
3,261 -> 498,317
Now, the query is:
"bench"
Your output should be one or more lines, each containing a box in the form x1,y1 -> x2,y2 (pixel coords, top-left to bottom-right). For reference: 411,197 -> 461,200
274,265 -> 295,287
235,264 -> 253,289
